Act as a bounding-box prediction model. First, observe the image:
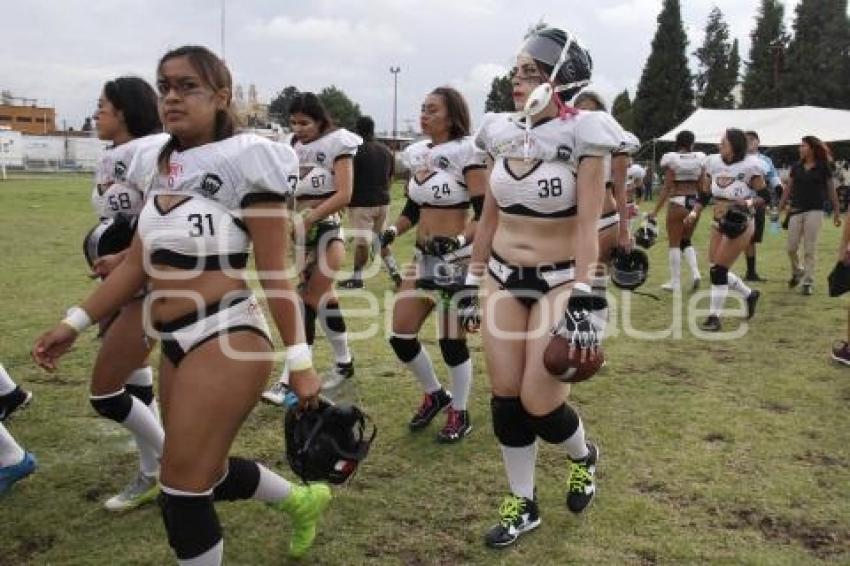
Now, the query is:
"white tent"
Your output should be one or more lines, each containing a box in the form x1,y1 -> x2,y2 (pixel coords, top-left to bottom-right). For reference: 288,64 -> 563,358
658,106 -> 850,147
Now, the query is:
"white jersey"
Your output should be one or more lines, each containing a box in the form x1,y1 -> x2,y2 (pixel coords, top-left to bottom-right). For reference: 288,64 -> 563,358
475,110 -> 624,218
660,151 -> 706,182
291,129 -> 362,200
136,134 -> 297,270
605,130 -> 640,185
91,133 -> 169,221
403,137 -> 486,209
704,154 -> 764,201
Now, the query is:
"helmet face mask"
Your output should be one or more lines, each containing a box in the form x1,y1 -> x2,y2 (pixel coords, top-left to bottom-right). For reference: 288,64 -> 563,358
610,248 -> 650,290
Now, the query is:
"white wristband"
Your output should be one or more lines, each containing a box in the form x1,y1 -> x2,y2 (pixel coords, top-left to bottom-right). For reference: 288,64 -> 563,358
286,343 -> 313,371
61,306 -> 92,333
465,271 -> 483,287
388,226 -> 398,235
456,234 -> 467,248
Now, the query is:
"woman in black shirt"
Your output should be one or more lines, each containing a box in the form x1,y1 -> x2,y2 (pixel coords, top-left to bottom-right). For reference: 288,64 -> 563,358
778,136 -> 840,295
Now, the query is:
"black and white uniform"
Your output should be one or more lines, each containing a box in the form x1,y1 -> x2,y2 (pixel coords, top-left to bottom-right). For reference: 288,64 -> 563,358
135,134 -> 298,366
599,130 -> 640,232
85,133 -> 169,267
704,154 -> 764,227
291,129 -> 362,250
475,111 -> 624,304
659,150 -> 706,211
402,137 -> 486,291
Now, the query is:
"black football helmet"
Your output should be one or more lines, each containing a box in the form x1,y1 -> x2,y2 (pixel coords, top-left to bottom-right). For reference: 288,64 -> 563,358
610,248 -> 649,290
82,213 -> 135,268
634,217 -> 658,249
285,398 -> 376,485
521,25 -> 593,101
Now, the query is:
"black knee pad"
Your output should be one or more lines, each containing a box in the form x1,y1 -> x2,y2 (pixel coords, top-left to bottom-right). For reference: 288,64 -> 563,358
321,302 -> 347,334
491,396 -> 536,447
303,303 -> 317,346
710,264 -> 729,286
527,403 -> 581,445
90,391 -> 133,422
125,384 -> 154,406
159,489 -> 222,560
213,457 -> 261,502
389,335 -> 421,363
679,238 -> 692,251
438,338 -> 469,368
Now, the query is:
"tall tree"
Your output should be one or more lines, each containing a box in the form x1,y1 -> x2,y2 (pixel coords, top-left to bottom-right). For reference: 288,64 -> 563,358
485,75 -> 514,113
612,89 -> 635,132
781,0 -> 850,108
741,0 -> 787,108
268,85 -> 300,125
318,86 -> 362,130
633,0 -> 694,141
694,7 -> 738,109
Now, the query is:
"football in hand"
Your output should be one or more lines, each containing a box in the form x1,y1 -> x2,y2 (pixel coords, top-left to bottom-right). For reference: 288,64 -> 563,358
543,335 -> 604,383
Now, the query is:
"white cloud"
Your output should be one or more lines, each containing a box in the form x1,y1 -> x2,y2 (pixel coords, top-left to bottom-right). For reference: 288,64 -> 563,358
450,62 -> 510,122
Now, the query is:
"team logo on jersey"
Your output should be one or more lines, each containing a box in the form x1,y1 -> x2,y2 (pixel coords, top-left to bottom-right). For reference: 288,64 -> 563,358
556,145 -> 572,161
113,160 -> 127,180
437,156 -> 451,170
316,152 -> 326,164
199,173 -> 223,197
167,163 -> 183,188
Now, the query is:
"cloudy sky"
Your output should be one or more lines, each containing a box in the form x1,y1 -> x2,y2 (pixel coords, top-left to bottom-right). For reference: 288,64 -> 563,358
1,1 -> 815,133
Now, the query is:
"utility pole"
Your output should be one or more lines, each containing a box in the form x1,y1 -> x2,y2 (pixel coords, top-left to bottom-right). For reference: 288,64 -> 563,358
221,0 -> 226,61
390,66 -> 401,140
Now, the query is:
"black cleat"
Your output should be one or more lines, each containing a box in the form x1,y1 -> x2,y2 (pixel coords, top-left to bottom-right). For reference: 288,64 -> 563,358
484,495 -> 541,548
700,315 -> 722,332
746,289 -> 761,319
788,271 -> 803,289
337,278 -> 364,290
436,408 -> 472,443
566,442 -> 599,514
0,387 -> 32,423
408,388 -> 451,431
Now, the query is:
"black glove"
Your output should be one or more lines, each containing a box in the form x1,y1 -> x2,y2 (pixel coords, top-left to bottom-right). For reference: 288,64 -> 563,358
553,283 -> 605,350
426,235 -> 464,257
380,227 -> 397,247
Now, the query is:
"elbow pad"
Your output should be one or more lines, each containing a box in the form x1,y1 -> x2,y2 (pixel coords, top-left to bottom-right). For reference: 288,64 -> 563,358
401,198 -> 421,226
471,195 -> 484,221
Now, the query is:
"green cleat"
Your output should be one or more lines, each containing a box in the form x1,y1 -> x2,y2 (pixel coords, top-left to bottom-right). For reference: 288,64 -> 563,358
104,472 -> 159,512
276,483 -> 332,559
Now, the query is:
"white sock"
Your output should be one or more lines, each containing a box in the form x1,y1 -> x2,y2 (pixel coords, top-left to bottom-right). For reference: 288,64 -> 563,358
683,246 -> 700,280
383,254 -> 399,273
352,267 -> 362,281
252,463 -> 292,503
559,418 -> 589,461
126,366 -> 153,387
668,248 -> 681,285
406,348 -> 442,394
710,284 -> 728,316
319,306 -> 352,365
448,359 -> 472,410
0,423 -> 25,467
278,362 -> 290,386
500,443 -> 537,500
91,390 -> 164,476
178,539 -> 223,566
0,364 -> 16,396
727,272 -> 752,297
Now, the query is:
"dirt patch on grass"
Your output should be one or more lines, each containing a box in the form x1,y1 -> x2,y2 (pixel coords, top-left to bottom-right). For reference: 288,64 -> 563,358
760,400 -> 793,414
6,533 -> 57,564
725,507 -> 850,559
794,450 -> 848,468
634,548 -> 658,565
703,432 -> 727,443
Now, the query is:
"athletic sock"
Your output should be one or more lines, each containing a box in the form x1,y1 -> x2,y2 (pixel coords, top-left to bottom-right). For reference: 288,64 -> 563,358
559,418 -> 590,461
0,364 -> 16,396
668,248 -> 681,285
500,443 -> 537,500
319,303 -> 352,365
253,463 -> 292,503
746,255 -> 756,276
728,272 -> 753,297
406,349 -> 441,394
0,423 -> 25,467
178,540 -> 223,566
683,246 -> 700,280
710,284 -> 728,316
383,254 -> 399,274
448,359 -> 472,411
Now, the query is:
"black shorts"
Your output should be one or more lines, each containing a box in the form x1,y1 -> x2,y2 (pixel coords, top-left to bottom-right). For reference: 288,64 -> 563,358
752,207 -> 766,243
487,251 -> 575,308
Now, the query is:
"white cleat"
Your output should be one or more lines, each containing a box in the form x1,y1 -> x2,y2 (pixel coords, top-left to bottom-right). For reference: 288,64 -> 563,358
261,381 -> 288,406
104,472 -> 159,512
660,281 -> 679,292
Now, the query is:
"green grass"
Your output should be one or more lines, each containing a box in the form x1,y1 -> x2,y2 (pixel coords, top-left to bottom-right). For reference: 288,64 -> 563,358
1,175 -> 849,565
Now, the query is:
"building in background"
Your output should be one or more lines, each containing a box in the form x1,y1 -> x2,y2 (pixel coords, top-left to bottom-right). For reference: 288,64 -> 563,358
233,84 -> 270,128
0,91 -> 56,135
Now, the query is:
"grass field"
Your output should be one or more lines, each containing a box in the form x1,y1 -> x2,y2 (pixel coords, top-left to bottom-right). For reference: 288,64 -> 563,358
1,174 -> 849,565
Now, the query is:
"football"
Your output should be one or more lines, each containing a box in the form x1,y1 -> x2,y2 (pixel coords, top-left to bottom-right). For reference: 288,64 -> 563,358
543,335 -> 605,383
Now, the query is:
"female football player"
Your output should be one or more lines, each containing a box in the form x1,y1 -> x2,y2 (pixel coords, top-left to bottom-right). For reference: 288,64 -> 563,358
86,77 -> 168,511
650,130 -> 705,291
34,46 -> 330,564
686,128 -> 767,331
380,86 -> 487,443
263,93 -> 361,398
471,25 -> 625,547
0,364 -> 36,495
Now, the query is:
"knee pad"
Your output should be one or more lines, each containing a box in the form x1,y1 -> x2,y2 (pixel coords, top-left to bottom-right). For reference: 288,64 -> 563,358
438,338 -> 469,368
125,384 -> 154,406
303,304 -> 317,346
90,391 -> 133,422
679,238 -> 692,251
389,335 -> 421,363
321,302 -> 347,334
527,403 -> 580,445
710,264 -> 729,286
159,487 -> 222,560
490,396 -> 536,447
213,457 -> 261,502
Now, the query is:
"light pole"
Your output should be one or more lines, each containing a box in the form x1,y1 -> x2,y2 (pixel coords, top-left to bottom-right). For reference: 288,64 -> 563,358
390,66 -> 400,139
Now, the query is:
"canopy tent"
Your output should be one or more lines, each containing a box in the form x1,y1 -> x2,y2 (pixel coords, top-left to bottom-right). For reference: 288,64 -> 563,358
657,106 -> 850,147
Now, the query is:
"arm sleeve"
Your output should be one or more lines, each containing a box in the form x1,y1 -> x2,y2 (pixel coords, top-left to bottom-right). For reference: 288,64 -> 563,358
239,140 -> 299,207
